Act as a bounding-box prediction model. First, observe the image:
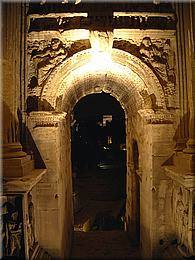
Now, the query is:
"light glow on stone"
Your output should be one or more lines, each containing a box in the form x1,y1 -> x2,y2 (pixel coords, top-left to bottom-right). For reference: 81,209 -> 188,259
90,49 -> 112,69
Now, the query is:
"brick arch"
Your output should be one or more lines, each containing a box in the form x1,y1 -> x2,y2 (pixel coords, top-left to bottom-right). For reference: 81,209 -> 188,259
40,48 -> 166,113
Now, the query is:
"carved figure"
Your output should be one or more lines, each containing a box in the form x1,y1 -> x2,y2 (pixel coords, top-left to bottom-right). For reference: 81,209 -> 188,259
162,39 -> 176,83
27,193 -> 35,250
176,189 -> 185,244
175,188 -> 189,247
30,38 -> 68,86
139,37 -> 168,83
2,200 -> 23,257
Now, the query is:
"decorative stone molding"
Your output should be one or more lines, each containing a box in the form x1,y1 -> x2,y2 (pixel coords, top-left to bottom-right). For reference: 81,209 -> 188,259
35,48 -> 166,114
27,112 -> 67,129
28,14 -> 176,33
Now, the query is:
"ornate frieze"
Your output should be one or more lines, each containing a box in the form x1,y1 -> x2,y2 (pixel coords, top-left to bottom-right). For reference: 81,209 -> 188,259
28,15 -> 176,33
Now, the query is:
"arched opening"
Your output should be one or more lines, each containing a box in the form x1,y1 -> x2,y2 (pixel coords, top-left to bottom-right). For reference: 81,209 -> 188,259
71,92 -> 127,234
27,48 -> 174,259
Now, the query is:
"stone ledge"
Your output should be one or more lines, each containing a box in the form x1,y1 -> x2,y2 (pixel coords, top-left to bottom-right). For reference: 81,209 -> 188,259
27,111 -> 67,129
138,109 -> 174,124
3,168 -> 47,194
164,166 -> 195,189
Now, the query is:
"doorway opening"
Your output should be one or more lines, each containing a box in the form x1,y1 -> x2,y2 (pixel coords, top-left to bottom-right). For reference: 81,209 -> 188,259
71,92 -> 127,232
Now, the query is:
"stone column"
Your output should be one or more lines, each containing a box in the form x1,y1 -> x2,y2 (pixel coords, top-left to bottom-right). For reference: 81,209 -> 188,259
182,4 -> 195,172
174,3 -> 189,151
2,3 -> 31,178
173,3 -> 195,173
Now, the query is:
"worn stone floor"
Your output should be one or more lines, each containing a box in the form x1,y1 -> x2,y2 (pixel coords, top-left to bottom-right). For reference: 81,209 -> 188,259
70,166 -> 141,259
71,230 -> 140,259
70,167 -> 185,259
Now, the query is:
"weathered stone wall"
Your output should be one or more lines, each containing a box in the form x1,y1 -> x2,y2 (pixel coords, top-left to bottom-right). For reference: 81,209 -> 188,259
162,3 -> 195,257
125,111 -> 176,258
27,112 -> 73,258
126,113 -> 153,258
150,123 -> 175,256
25,4 -> 195,258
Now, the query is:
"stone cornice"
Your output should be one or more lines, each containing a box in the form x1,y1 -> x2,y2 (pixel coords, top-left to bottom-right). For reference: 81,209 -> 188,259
28,14 -> 176,33
164,166 -> 195,189
27,112 -> 67,128
138,109 -> 174,124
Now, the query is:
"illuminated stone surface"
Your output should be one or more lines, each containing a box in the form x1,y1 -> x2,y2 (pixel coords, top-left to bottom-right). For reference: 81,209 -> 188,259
2,1 -> 195,259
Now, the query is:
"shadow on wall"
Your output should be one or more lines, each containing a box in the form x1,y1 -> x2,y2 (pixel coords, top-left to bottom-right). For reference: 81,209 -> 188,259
3,101 -> 20,144
2,99 -> 46,170
26,96 -> 54,113
25,127 -> 46,169
153,236 -> 180,259
173,111 -> 190,148
25,96 -> 56,168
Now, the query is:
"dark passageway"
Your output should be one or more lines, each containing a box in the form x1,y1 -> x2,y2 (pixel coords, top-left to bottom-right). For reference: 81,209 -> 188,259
70,93 -> 140,258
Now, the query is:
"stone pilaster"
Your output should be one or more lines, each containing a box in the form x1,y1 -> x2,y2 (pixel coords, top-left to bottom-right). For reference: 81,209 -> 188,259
181,4 -> 195,173
2,2 -> 34,178
173,3 -> 195,174
174,3 -> 189,151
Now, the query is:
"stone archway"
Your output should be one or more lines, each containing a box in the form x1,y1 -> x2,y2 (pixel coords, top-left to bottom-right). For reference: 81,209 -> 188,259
40,48 -> 165,112
27,48 -> 175,259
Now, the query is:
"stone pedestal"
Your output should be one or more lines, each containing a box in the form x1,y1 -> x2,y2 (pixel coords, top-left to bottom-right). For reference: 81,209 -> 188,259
2,168 -> 47,259
174,138 -> 187,152
184,139 -> 195,153
164,151 -> 195,257
173,151 -> 195,175
3,143 -> 35,178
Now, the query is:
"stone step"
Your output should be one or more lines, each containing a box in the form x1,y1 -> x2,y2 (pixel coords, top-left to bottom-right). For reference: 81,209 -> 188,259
32,244 -> 52,260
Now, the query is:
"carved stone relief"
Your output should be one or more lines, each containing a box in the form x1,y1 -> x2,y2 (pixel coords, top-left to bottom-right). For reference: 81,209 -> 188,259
28,38 -> 69,93
27,38 -> 90,98
113,37 -> 176,99
193,191 -> 195,253
2,195 -> 24,258
172,184 -> 191,256
27,192 -> 36,256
